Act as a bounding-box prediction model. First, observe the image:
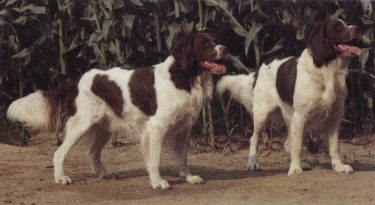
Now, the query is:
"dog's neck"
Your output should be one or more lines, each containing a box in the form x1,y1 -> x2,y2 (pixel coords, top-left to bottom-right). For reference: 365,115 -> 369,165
302,49 -> 350,102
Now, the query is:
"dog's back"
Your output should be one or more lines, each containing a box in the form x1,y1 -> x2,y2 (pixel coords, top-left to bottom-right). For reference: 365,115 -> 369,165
216,73 -> 256,114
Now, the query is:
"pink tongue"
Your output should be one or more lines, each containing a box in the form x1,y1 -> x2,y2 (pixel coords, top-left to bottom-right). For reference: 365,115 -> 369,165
340,45 -> 361,56
202,61 -> 227,74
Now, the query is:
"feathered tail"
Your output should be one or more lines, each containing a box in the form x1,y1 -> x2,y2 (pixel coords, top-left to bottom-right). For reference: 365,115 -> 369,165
7,90 -> 51,131
7,77 -> 80,132
216,73 -> 256,114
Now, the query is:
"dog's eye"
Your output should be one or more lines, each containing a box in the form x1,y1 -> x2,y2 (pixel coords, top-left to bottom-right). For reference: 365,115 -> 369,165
334,24 -> 343,32
201,40 -> 211,46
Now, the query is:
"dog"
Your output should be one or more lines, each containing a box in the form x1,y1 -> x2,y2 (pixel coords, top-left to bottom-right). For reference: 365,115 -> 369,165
217,19 -> 361,175
7,33 -> 228,189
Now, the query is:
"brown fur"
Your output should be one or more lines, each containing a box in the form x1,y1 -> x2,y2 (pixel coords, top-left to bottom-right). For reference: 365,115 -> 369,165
42,76 -> 81,132
276,57 -> 298,106
128,67 -> 157,116
170,33 -> 221,92
91,74 -> 124,118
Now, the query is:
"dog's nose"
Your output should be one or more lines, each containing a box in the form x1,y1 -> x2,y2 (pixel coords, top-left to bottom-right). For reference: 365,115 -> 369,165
220,46 -> 228,55
352,26 -> 360,35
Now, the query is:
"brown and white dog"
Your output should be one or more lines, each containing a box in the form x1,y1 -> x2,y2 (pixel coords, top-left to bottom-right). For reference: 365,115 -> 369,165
217,19 -> 361,175
7,33 -> 228,189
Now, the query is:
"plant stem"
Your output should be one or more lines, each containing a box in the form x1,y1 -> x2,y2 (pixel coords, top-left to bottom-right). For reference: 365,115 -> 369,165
57,0 -> 67,75
92,0 -> 107,67
198,0 -> 204,31
154,13 -> 162,55
250,0 -> 260,66
202,105 -> 208,144
207,103 -> 215,147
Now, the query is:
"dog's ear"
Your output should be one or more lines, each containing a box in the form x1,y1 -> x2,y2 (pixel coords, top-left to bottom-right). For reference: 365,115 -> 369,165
306,21 -> 333,67
171,34 -> 196,72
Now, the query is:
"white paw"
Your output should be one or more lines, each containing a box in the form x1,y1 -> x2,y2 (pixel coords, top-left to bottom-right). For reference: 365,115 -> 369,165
186,175 -> 204,184
333,164 -> 353,173
288,167 -> 303,176
55,176 -> 72,185
151,179 -> 171,190
246,154 -> 260,171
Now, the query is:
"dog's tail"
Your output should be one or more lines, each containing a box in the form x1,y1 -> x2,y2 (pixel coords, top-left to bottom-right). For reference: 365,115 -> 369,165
216,73 -> 256,114
7,77 -> 81,132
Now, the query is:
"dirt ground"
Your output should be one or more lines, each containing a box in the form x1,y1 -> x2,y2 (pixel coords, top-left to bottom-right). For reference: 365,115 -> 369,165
1,133 -> 374,205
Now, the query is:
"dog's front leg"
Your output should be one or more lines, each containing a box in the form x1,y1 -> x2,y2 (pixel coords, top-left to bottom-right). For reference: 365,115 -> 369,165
141,125 -> 170,189
172,127 -> 204,185
327,126 -> 353,173
287,114 -> 305,176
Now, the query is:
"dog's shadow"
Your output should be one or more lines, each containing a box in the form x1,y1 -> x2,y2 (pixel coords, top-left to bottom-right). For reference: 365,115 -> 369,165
73,165 -> 288,186
73,161 -> 374,185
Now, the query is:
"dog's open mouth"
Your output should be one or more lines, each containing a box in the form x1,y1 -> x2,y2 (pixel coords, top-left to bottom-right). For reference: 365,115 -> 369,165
201,58 -> 227,74
334,43 -> 361,57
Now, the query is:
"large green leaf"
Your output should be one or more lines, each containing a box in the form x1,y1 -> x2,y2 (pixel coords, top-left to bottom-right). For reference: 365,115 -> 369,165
18,4 -> 46,15
103,19 -> 113,41
245,24 -> 262,57
12,48 -> 32,58
359,48 -> 369,70
330,8 -> 345,19
67,32 -> 81,52
11,16 -> 27,25
88,32 -> 104,45
0,8 -> 12,16
204,0 -> 248,37
122,14 -> 136,38
5,0 -> 17,7
166,22 -> 182,51
227,54 -> 252,73
263,37 -> 286,55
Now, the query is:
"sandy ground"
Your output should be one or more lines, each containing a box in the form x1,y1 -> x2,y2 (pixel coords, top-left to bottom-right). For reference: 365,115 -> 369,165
1,134 -> 374,205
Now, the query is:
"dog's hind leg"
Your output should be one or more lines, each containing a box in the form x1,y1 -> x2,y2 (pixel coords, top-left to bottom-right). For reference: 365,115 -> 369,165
53,115 -> 92,185
85,125 -> 116,179
170,124 -> 203,185
247,105 -> 273,171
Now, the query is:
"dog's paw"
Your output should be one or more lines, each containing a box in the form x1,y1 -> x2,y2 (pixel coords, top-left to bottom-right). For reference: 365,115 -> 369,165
333,164 -> 353,173
55,176 -> 72,185
151,180 -> 171,190
301,161 -> 311,170
186,175 -> 204,184
246,154 -> 260,171
287,167 -> 303,176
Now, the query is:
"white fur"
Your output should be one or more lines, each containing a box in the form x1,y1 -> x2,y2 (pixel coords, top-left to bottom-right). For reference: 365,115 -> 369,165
217,49 -> 353,175
7,91 -> 50,130
216,73 -> 255,114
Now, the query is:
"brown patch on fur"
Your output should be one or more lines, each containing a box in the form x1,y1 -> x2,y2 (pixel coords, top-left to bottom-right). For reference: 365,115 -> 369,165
276,57 -> 298,106
42,76 -> 81,132
129,67 -> 157,116
91,74 -> 124,118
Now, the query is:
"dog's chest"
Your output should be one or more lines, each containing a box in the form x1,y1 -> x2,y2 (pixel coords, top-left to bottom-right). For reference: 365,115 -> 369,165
303,65 -> 348,129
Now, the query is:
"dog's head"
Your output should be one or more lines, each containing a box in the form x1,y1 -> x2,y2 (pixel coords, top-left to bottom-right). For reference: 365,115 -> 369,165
306,19 -> 361,67
171,33 -> 228,75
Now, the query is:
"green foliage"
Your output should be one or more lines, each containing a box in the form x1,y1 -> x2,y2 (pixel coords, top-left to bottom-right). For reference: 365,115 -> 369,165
0,0 -> 374,145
